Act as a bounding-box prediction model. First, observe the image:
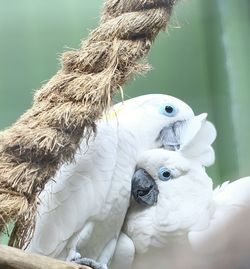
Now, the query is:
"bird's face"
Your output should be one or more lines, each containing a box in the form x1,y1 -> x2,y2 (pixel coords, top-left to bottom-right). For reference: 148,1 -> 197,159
132,149 -> 212,207
132,150 -> 187,206
131,149 -> 212,231
110,94 -> 195,151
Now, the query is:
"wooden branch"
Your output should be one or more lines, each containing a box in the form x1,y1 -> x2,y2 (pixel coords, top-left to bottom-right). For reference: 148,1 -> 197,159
0,244 -> 91,269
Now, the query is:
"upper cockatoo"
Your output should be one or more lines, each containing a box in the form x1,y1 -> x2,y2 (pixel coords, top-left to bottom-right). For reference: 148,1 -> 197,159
27,94 -> 198,269
111,114 -> 250,269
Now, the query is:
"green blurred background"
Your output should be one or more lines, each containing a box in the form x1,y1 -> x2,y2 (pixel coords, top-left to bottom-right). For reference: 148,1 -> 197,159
0,0 -> 249,243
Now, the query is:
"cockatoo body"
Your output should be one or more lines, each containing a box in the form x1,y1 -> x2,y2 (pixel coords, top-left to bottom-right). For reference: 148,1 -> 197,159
27,94 -> 196,269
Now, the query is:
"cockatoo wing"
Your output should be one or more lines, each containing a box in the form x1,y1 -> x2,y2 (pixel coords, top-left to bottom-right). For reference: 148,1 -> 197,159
189,176 -> 250,250
27,120 -> 119,259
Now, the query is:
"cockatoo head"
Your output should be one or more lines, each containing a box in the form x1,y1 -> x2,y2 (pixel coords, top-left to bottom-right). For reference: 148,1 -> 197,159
108,94 -> 195,151
125,115 -> 216,252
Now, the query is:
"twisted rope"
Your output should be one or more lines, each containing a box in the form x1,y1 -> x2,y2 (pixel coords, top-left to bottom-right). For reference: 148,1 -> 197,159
0,0 -> 176,247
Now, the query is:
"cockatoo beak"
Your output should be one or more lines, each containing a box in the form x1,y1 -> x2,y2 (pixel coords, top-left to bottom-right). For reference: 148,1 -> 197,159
131,168 -> 159,206
158,121 -> 186,151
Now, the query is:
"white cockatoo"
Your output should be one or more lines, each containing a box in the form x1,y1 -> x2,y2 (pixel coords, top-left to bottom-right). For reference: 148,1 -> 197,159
111,114 -> 250,269
110,114 -> 216,268
27,94 -> 199,269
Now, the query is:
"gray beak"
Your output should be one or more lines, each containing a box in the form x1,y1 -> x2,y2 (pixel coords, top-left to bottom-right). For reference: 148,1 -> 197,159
131,168 -> 159,206
158,121 -> 186,151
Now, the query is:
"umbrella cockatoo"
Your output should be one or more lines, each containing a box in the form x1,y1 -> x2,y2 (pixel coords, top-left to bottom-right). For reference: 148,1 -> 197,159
27,94 -> 198,269
110,114 -> 216,269
111,115 -> 250,269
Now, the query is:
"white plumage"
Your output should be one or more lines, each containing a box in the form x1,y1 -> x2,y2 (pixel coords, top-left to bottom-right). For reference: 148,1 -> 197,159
27,94 -> 196,268
110,115 -> 250,269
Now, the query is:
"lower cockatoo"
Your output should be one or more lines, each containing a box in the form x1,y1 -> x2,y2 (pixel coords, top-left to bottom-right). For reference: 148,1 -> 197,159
110,114 -> 250,269
27,94 -> 200,269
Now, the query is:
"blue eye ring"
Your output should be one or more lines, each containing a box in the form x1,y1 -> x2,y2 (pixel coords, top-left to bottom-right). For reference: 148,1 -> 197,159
160,103 -> 178,117
158,167 -> 172,181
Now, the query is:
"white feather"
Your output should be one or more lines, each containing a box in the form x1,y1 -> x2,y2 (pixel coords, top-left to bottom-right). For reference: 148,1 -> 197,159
189,176 -> 250,251
180,114 -> 217,166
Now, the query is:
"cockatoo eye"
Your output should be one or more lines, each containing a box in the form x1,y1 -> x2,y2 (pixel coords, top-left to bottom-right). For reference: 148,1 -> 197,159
160,103 -> 178,117
158,167 -> 172,181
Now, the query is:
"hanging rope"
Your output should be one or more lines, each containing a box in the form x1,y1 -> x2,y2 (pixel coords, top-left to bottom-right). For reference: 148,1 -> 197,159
0,0 -> 177,248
